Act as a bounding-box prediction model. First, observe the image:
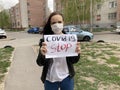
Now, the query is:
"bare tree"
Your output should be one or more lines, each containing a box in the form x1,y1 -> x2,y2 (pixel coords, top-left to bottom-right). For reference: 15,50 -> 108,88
60,0 -> 103,30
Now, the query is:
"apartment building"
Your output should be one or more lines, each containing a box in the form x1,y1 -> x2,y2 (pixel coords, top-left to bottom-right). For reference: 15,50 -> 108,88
9,0 -> 47,29
93,0 -> 117,28
9,3 -> 22,28
54,0 -> 120,28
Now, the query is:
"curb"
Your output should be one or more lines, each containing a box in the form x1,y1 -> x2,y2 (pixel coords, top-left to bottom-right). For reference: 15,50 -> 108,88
0,38 -> 16,41
2,47 -> 16,90
32,45 -> 39,55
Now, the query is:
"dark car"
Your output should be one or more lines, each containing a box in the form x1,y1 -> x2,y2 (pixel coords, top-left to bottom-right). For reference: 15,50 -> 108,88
27,27 -> 41,34
64,25 -> 93,41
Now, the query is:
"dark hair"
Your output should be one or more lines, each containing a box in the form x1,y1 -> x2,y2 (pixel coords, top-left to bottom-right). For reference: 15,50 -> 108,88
42,11 -> 65,35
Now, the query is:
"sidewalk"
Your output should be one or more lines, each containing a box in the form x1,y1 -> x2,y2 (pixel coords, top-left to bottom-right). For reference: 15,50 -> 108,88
4,46 -> 44,90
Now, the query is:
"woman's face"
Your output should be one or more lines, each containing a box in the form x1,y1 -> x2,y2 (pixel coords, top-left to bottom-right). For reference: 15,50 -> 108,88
50,14 -> 64,25
50,15 -> 64,34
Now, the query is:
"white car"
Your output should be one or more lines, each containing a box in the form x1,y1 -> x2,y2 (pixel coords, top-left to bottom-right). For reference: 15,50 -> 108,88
115,26 -> 120,34
0,28 -> 7,38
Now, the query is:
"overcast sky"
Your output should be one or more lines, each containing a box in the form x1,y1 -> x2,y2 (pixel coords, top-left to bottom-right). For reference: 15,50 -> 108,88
0,0 -> 19,9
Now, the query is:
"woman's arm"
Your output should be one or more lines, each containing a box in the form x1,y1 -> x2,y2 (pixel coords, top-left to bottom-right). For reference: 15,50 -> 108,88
36,49 -> 46,66
67,54 -> 80,64
36,39 -> 47,66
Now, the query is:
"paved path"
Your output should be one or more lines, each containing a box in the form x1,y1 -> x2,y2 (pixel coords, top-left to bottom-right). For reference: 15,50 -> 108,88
4,46 -> 44,90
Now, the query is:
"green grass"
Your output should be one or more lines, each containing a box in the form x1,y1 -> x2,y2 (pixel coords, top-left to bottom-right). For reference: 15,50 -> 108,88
106,56 -> 120,65
0,47 -> 14,83
74,42 -> 120,90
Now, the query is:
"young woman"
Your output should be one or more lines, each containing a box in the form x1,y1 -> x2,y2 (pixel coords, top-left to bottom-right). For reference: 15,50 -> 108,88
36,11 -> 81,90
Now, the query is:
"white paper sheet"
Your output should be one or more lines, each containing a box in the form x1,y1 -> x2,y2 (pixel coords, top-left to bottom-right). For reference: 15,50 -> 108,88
44,34 -> 78,58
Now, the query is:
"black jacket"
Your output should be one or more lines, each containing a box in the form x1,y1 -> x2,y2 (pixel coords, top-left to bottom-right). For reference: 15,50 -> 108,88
36,39 -> 80,83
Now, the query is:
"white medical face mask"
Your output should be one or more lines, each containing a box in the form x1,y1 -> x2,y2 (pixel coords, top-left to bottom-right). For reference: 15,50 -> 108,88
51,23 -> 63,34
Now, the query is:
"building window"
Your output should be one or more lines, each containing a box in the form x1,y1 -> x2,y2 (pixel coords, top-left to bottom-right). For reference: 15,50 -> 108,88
27,2 -> 30,6
96,15 -> 101,21
97,4 -> 101,9
109,1 -> 117,8
28,10 -> 30,14
108,12 -> 117,20
18,22 -> 20,26
28,18 -> 31,21
29,25 -> 31,28
12,23 -> 15,27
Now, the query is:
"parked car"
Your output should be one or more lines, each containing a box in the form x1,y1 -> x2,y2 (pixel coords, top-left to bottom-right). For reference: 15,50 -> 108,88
0,28 -> 7,38
64,25 -> 93,41
115,26 -> 120,34
27,27 -> 42,34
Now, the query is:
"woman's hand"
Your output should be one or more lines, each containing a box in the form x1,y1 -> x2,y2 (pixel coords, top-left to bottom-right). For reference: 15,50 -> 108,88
75,42 -> 81,54
40,42 -> 47,55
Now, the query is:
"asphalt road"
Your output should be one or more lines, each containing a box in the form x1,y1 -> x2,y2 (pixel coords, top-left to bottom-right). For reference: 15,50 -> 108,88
93,31 -> 120,43
0,31 -> 120,48
0,31 -> 42,48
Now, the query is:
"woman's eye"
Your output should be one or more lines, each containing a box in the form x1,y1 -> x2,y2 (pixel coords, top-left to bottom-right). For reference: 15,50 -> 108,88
51,21 -> 62,25
58,21 -> 62,23
51,22 -> 56,25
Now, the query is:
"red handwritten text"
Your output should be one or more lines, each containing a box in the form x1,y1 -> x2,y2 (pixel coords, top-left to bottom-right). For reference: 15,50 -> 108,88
50,43 -> 72,53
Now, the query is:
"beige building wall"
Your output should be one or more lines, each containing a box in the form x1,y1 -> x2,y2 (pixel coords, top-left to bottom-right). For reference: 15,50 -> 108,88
93,0 -> 117,28
10,1 -> 28,29
10,4 -> 21,28
15,4 -> 21,28
19,0 -> 28,28
40,0 -> 50,23
117,0 -> 120,25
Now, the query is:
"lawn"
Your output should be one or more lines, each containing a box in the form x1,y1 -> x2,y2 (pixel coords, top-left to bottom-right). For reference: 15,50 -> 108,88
0,47 -> 14,84
74,42 -> 120,90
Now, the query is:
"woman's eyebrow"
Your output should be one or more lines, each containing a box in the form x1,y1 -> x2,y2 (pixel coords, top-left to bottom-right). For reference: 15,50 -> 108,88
51,21 -> 62,24
51,22 -> 56,24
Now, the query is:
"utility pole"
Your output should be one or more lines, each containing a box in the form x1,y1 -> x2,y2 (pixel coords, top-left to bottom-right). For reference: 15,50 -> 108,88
90,0 -> 93,32
74,0 -> 80,24
82,1 -> 85,25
